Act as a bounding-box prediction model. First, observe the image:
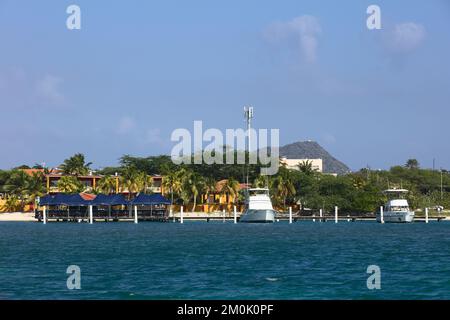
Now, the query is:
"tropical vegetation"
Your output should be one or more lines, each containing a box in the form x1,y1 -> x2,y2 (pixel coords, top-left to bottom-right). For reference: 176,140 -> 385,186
1,153 -> 449,214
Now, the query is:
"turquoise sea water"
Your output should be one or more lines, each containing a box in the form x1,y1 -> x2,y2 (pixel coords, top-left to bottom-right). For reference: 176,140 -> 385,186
1,221 -> 450,300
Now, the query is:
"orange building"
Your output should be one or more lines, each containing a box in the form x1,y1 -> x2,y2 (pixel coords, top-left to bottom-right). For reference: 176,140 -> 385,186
198,179 -> 249,213
20,169 -> 163,195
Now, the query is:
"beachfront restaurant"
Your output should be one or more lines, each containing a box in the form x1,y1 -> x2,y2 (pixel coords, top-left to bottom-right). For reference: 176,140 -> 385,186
130,193 -> 171,217
36,193 -> 171,222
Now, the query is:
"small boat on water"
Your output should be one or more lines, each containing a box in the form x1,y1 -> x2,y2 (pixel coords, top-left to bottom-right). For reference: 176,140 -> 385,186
239,188 -> 276,223
376,189 -> 415,223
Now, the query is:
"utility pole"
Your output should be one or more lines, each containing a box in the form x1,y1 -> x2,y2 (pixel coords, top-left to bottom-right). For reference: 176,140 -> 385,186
441,168 -> 443,202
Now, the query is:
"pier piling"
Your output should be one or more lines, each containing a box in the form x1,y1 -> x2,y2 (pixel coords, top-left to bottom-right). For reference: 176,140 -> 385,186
180,206 -> 184,224
89,205 -> 93,224
425,207 -> 429,223
134,206 -> 138,224
233,206 -> 237,224
380,206 -> 384,224
320,209 -> 323,222
289,207 -> 292,224
335,206 -> 338,223
43,206 -> 47,225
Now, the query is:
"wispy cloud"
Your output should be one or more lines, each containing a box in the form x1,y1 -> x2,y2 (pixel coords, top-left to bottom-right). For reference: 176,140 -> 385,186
322,133 -> 337,144
117,116 -> 136,134
0,68 -> 66,110
35,74 -> 65,105
145,128 -> 162,144
264,15 -> 321,63
116,117 -> 164,146
383,22 -> 426,54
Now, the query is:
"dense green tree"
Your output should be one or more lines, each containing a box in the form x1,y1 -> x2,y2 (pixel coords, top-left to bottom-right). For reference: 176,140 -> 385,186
405,159 -> 420,170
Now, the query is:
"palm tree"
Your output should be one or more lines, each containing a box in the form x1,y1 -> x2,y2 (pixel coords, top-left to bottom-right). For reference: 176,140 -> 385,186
203,177 -> 217,204
2,195 -> 20,212
3,170 -> 29,195
57,176 -> 84,193
120,167 -> 145,199
273,175 -> 296,209
97,176 -> 117,194
25,172 -> 46,204
181,171 -> 204,212
3,170 -> 38,210
254,175 -> 269,188
2,170 -> 46,211
298,160 -> 316,175
173,170 -> 185,200
138,172 -> 153,194
221,178 -> 240,205
60,153 -> 92,176
162,170 -> 184,208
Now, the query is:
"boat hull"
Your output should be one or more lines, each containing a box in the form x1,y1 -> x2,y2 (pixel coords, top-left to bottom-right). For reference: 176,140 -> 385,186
239,209 -> 275,223
376,211 -> 415,223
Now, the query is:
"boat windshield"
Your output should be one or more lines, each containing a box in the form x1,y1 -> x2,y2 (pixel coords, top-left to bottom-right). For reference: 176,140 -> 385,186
248,189 -> 269,196
387,206 -> 409,212
246,209 -> 275,215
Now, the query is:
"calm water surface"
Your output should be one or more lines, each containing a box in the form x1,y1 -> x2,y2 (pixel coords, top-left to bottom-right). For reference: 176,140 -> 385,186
1,221 -> 450,299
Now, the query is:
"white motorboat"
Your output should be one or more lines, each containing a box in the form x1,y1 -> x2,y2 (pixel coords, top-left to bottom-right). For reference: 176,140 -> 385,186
377,189 -> 415,223
239,188 -> 276,223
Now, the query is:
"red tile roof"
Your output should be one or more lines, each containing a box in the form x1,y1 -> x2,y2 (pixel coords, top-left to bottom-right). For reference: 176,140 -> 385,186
80,193 -> 96,201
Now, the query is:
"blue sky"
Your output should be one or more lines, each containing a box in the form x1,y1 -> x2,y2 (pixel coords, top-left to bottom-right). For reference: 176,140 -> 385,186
1,0 -> 449,171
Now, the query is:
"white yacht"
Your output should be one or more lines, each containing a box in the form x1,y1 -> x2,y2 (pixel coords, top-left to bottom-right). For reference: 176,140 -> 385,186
239,188 -> 276,223
376,189 -> 415,223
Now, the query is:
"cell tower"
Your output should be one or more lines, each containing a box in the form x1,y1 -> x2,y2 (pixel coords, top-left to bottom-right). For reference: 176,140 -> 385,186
244,106 -> 254,188
244,106 -> 254,153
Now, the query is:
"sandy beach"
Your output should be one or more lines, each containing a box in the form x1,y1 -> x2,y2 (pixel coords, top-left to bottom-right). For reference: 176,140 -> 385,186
0,212 -> 37,222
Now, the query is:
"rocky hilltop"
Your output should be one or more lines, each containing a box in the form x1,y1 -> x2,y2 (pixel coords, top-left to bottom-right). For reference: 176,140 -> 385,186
278,141 -> 350,174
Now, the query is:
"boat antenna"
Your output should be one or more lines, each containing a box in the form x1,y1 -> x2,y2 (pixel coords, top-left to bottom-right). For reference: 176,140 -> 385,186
244,106 -> 254,191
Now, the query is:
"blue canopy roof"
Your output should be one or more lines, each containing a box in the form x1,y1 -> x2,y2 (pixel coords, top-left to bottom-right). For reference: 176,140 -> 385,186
90,194 -> 129,206
39,194 -> 90,206
40,193 -> 169,206
39,194 -> 55,206
66,194 -> 91,206
131,193 -> 171,205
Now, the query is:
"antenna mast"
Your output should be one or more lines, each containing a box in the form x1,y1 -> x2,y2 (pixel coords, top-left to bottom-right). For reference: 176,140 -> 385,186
244,106 -> 254,188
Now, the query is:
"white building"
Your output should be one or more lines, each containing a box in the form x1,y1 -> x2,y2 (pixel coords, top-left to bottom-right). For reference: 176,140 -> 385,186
280,157 -> 323,173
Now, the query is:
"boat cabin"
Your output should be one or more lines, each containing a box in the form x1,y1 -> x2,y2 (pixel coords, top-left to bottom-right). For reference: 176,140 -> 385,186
385,199 -> 410,212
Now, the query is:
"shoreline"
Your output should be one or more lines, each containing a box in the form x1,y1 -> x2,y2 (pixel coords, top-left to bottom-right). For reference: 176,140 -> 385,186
0,212 -> 37,222
1,211 -> 449,223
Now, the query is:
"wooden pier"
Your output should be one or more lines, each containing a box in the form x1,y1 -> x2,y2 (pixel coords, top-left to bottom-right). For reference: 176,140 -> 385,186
42,216 -> 170,223
275,215 -> 447,222
171,215 -> 448,223
36,209 -> 448,223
